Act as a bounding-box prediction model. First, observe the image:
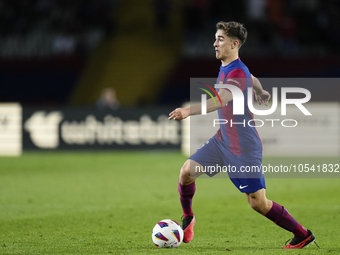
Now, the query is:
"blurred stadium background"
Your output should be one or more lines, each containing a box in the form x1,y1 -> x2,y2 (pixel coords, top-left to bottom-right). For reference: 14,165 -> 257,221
0,0 -> 340,154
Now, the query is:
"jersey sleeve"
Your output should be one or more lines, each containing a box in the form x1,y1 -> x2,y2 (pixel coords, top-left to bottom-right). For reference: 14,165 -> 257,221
223,68 -> 247,92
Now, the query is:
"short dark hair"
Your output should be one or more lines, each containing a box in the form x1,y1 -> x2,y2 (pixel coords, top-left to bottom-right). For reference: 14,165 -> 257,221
216,21 -> 248,48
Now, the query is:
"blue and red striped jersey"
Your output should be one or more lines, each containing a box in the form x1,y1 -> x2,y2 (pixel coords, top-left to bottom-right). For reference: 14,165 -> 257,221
215,58 -> 262,157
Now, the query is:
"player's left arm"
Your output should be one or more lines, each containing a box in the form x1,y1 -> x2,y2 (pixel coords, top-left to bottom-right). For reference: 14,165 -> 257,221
168,89 -> 232,120
252,74 -> 271,106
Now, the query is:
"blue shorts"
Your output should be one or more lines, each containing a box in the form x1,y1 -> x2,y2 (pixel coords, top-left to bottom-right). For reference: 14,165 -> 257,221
189,136 -> 266,193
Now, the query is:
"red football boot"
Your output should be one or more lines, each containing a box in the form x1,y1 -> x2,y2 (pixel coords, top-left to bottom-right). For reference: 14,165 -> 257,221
182,215 -> 195,243
282,230 -> 319,249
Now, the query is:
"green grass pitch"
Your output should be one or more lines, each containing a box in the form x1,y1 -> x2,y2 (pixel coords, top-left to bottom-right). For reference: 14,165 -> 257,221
0,151 -> 339,254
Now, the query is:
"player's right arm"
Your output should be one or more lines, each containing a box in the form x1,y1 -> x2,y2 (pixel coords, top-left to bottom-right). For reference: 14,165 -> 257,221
168,89 -> 232,121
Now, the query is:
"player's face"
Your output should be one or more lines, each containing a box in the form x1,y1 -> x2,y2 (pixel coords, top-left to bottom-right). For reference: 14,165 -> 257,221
213,30 -> 233,62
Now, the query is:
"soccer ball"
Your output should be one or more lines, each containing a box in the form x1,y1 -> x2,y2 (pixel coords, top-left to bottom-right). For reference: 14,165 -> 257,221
151,219 -> 183,248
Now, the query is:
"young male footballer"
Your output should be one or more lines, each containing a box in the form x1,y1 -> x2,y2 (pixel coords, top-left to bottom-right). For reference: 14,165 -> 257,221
169,21 -> 317,249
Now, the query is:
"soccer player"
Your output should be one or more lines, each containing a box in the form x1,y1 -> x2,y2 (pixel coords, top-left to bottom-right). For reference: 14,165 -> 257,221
169,21 -> 316,249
